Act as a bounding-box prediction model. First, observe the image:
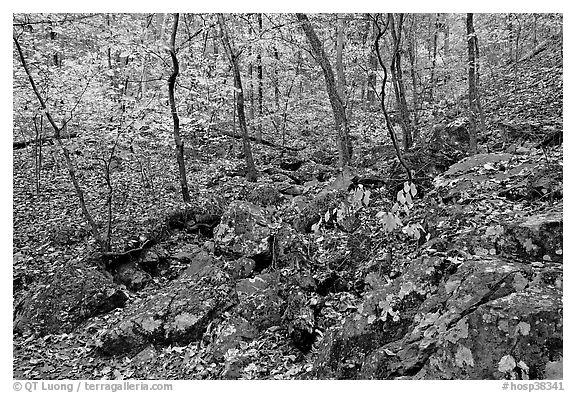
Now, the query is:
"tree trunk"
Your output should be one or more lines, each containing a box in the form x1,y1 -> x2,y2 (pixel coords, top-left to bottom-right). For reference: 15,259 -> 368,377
247,56 -> 254,125
296,50 -> 304,100
373,15 -> 412,183
13,34 -> 106,251
429,13 -> 439,101
365,15 -> 378,107
296,13 -> 352,167
336,15 -> 346,100
256,13 -> 264,144
466,13 -> 479,154
406,15 -> 420,141
218,14 -> 258,182
49,27 -> 61,67
506,14 -> 514,63
273,46 -> 280,111
389,13 -> 413,150
473,27 -> 487,134
246,15 -> 255,129
32,115 -> 43,195
532,14 -> 538,47
443,15 -> 450,55
167,13 -> 192,202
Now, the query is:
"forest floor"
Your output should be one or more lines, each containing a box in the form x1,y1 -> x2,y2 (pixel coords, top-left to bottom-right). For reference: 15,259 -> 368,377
12,37 -> 563,380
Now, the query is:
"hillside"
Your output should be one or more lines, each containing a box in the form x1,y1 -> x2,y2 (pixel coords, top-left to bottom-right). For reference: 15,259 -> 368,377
12,13 -> 562,381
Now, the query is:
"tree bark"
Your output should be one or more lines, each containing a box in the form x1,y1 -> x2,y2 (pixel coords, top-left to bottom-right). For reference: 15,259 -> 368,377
32,115 -> 43,194
336,15 -> 346,99
246,15 -> 255,127
365,15 -> 378,107
256,13 -> 264,144
429,13 -> 439,101
389,13 -> 413,150
473,26 -> 487,134
218,13 -> 258,182
167,13 -> 192,202
442,15 -> 450,55
272,46 -> 280,111
466,13 -> 479,154
247,54 -> 254,124
372,15 -> 412,183
406,15 -> 420,141
296,13 -> 352,167
13,132 -> 78,149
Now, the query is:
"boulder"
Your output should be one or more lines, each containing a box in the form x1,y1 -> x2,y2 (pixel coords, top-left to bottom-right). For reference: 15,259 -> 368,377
286,269 -> 317,293
499,203 -> 562,263
311,255 -> 562,380
446,153 -> 512,176
433,153 -> 514,202
246,184 -> 284,207
274,225 -> 310,269
115,262 -> 151,291
14,258 -> 128,335
171,244 -> 203,262
98,265 -> 236,356
310,150 -> 337,167
210,316 -> 258,361
277,183 -> 305,196
130,345 -> 158,375
528,164 -> 562,201
278,156 -> 305,171
312,256 -> 451,378
236,273 -> 275,296
227,257 -> 256,279
268,172 -> 294,184
214,201 -> 273,259
294,161 -> 336,183
430,118 -> 471,153
412,285 -> 562,379
233,273 -> 284,331
292,190 -> 347,233
164,198 -> 224,234
139,245 -> 168,275
357,144 -> 397,168
181,250 -> 218,278
282,290 -> 316,352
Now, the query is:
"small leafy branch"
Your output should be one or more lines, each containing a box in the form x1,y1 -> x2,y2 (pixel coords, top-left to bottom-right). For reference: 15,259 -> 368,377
312,185 -> 371,233
377,182 -> 424,241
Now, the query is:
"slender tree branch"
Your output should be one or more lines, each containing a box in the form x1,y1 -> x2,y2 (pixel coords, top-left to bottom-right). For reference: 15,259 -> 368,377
167,13 -> 192,202
372,15 -> 413,183
13,34 -> 106,250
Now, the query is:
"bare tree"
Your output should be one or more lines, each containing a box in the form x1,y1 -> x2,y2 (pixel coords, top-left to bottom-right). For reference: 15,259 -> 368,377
365,14 -> 378,108
167,13 -> 192,202
217,13 -> 258,182
372,15 -> 412,183
405,14 -> 420,141
389,13 -> 413,149
296,13 -> 352,167
256,13 -> 264,144
466,13 -> 486,154
336,15 -> 347,100
13,33 -> 106,251
429,13 -> 439,101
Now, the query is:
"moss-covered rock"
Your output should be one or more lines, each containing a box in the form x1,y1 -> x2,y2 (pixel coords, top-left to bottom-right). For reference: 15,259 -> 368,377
14,257 -> 128,335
